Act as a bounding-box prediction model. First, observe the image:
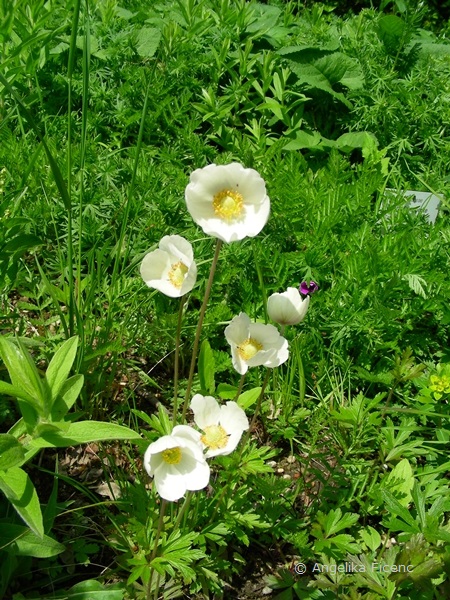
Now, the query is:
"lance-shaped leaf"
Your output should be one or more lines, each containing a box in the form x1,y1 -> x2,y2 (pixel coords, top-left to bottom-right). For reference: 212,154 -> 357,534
45,336 -> 79,404
0,467 -> 44,537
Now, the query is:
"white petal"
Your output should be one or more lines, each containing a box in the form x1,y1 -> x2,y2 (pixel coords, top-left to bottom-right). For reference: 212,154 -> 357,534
183,458 -> 210,492
154,464 -> 188,501
140,249 -> 171,285
219,402 -> 249,434
191,395 -> 221,429
224,312 -> 251,345
172,425 -> 203,449
230,345 -> 248,375
267,288 -> 310,325
159,235 -> 194,264
248,322 -> 282,344
180,261 -> 197,296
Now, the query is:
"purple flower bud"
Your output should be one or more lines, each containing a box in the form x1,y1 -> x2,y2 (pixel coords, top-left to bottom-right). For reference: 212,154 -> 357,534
299,281 -> 319,296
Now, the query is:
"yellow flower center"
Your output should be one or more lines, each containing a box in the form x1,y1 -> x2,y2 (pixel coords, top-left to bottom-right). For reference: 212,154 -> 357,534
201,424 -> 229,450
212,189 -> 244,221
162,447 -> 182,464
237,337 -> 263,361
168,261 -> 188,289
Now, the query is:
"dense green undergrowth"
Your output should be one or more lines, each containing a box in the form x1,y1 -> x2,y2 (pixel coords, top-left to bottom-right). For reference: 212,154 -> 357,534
1,0 -> 450,598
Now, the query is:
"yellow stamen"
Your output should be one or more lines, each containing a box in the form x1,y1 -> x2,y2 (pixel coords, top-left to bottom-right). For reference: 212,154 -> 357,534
201,424 -> 229,450
213,189 -> 244,221
237,337 -> 263,361
168,261 -> 188,288
162,447 -> 182,464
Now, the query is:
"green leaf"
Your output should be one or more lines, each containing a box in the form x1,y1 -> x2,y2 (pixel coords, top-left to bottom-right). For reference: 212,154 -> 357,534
360,526 -> 382,551
0,434 -> 26,470
284,130 -> 322,150
314,508 -> 359,537
377,15 -> 407,49
198,340 -> 215,394
0,337 -> 47,414
60,579 -> 125,599
0,380 -> 28,401
382,459 -> 414,506
315,533 -> 361,553
45,336 -> 79,403
238,387 -> 262,410
0,467 -> 43,537
334,132 -> 378,153
50,374 -> 84,421
0,524 -> 64,558
135,27 -> 161,58
217,383 -> 238,399
382,489 -> 419,531
28,421 -> 140,449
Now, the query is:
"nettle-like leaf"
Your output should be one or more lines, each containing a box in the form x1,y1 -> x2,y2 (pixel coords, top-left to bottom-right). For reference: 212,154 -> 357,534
280,48 -> 363,108
135,26 -> 161,59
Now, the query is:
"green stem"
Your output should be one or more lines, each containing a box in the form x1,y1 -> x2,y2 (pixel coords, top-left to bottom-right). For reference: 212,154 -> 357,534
173,491 -> 193,530
211,368 -> 271,520
181,239 -> 223,421
240,369 -> 271,450
172,297 -> 185,425
147,499 -> 167,599
233,374 -> 246,402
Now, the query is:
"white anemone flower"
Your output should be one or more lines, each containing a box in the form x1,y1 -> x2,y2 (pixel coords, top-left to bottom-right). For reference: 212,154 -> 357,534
140,235 -> 197,298
191,394 -> 249,458
143,425 -> 210,501
185,163 -> 270,243
224,312 -> 289,375
267,287 -> 310,326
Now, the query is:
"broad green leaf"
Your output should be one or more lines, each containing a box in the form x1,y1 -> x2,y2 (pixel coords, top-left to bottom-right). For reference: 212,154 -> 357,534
0,434 -> 26,470
284,130 -> 322,150
135,27 -> 161,58
334,131 -> 378,153
45,336 -> 78,403
217,383 -> 238,400
198,340 -> 215,394
0,380 -> 29,401
0,524 -> 64,558
55,579 -> 125,599
51,374 -> 84,421
238,387 -> 262,410
0,467 -> 43,537
377,15 -> 406,48
28,421 -> 140,449
0,337 -> 47,415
